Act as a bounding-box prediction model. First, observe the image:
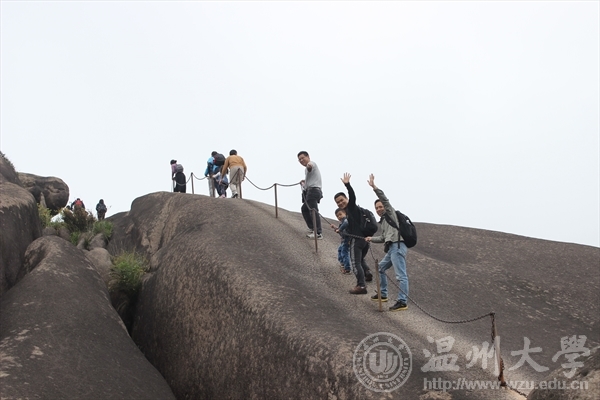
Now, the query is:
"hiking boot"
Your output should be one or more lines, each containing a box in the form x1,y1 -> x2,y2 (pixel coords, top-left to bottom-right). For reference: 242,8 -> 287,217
371,293 -> 388,302
389,301 -> 408,311
307,232 -> 323,239
365,271 -> 373,282
349,286 -> 367,295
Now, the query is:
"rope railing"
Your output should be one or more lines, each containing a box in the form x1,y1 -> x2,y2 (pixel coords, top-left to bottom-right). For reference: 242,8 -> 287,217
169,169 -> 525,396
311,209 -> 516,395
172,170 -> 302,218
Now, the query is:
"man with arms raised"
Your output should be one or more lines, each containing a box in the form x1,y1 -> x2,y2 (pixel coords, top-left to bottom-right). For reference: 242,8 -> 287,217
334,173 -> 373,294
365,174 -> 409,311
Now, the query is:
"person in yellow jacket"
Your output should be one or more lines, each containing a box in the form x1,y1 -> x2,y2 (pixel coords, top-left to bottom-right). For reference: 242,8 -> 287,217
221,149 -> 247,199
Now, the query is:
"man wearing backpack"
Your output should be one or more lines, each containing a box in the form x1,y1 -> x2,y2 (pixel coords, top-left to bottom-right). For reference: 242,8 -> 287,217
365,174 -> 409,311
96,199 -> 107,220
205,151 -> 225,197
334,173 -> 373,295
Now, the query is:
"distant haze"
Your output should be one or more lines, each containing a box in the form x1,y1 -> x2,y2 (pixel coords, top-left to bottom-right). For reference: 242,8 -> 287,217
1,1 -> 598,247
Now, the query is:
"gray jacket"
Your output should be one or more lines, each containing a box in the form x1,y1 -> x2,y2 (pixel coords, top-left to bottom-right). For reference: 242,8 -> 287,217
370,188 -> 402,244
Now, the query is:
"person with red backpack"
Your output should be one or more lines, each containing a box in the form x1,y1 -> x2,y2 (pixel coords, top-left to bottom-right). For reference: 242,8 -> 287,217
71,198 -> 85,210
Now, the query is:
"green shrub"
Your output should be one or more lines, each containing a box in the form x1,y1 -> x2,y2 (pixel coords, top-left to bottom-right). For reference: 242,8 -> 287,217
93,220 -> 113,240
38,204 -> 52,228
110,252 -> 148,298
62,207 -> 95,233
70,231 -> 81,246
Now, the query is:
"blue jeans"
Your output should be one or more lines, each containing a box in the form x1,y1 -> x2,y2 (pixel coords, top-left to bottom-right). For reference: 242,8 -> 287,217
378,242 -> 408,302
338,241 -> 350,271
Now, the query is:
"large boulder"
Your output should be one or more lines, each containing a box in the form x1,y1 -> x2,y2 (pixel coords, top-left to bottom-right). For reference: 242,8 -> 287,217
0,153 -> 21,185
0,236 -> 175,399
528,346 -> 599,400
17,172 -> 69,212
0,181 -> 41,296
107,192 -> 597,399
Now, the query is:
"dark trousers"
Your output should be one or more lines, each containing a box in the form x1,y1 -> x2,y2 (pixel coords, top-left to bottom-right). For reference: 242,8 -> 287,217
301,188 -> 322,234
174,172 -> 187,193
350,238 -> 370,287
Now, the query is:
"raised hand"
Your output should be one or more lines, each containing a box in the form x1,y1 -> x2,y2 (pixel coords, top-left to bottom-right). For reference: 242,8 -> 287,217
367,174 -> 377,189
341,173 -> 351,184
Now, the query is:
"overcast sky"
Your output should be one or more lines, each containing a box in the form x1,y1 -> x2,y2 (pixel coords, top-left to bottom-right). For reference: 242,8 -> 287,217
1,1 -> 598,247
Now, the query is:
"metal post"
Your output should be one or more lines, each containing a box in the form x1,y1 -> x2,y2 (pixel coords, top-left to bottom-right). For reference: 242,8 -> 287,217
492,314 -> 506,386
311,209 -> 318,252
374,258 -> 382,312
209,173 -> 215,197
191,173 -> 195,194
239,171 -> 243,199
274,184 -> 279,218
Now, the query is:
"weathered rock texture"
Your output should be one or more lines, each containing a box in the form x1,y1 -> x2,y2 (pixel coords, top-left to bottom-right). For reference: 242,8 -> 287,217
17,172 -> 69,212
528,346 -> 599,400
109,192 -> 600,400
0,160 -> 42,296
0,236 -> 175,399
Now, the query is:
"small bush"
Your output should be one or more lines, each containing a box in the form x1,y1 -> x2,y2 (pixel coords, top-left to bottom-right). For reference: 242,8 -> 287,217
70,231 -> 81,246
38,204 -> 52,228
62,207 -> 95,233
93,220 -> 113,240
110,252 -> 148,298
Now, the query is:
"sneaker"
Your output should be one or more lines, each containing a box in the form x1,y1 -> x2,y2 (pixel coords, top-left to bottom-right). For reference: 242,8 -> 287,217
232,193 -> 238,198
349,286 -> 367,294
389,301 -> 408,311
306,232 -> 323,239
365,271 -> 373,282
370,293 -> 388,302
342,269 -> 352,275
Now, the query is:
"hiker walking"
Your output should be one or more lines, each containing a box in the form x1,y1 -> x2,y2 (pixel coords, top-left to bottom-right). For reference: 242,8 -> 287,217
170,159 -> 187,193
365,174 -> 409,311
298,151 -> 323,239
334,173 -> 373,294
205,151 -> 226,197
221,150 -> 246,199
71,198 -> 85,210
96,199 -> 107,220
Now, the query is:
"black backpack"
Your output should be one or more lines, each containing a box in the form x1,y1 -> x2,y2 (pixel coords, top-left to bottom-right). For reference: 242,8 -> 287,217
359,206 -> 379,237
213,153 -> 226,166
385,210 -> 417,248
175,164 -> 184,173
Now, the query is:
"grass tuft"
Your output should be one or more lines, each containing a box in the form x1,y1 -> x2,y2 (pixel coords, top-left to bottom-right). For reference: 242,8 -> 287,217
110,251 -> 148,298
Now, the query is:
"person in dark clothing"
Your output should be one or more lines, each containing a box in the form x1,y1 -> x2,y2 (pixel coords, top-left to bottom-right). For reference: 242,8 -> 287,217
170,159 -> 187,193
334,173 -> 373,294
96,199 -> 107,220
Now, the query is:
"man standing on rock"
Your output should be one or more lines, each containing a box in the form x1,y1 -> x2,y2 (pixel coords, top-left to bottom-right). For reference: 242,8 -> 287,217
298,151 -> 323,239
365,174 -> 409,311
334,173 -> 373,294
221,150 -> 247,199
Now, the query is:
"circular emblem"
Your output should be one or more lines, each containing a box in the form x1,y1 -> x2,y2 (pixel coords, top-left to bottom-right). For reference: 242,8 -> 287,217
353,332 -> 412,392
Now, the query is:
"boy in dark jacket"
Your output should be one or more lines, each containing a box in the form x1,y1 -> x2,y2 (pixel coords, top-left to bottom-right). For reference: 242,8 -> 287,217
331,208 -> 351,274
